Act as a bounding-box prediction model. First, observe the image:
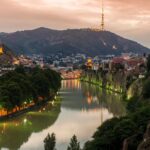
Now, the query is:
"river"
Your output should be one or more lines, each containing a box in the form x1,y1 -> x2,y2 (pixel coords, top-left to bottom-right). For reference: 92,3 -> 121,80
0,80 -> 126,150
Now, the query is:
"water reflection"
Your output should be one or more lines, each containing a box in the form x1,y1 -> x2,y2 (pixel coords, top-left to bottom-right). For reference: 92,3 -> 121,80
0,101 -> 61,150
61,80 -> 126,116
0,80 -> 126,150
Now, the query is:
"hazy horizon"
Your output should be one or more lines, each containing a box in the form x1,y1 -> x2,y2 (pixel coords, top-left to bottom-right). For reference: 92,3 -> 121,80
0,0 -> 150,48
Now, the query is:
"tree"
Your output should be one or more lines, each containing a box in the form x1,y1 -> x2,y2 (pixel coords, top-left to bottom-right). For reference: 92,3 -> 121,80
0,82 -> 23,108
67,135 -> 81,150
44,133 -> 56,150
142,78 -> 150,99
84,118 -> 120,150
147,54 -> 150,72
113,119 -> 137,142
31,73 -> 50,98
15,65 -> 26,75
43,69 -> 61,91
0,67 -> 61,114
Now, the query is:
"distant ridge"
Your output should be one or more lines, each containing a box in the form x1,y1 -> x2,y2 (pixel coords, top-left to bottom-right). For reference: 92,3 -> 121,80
0,27 -> 149,56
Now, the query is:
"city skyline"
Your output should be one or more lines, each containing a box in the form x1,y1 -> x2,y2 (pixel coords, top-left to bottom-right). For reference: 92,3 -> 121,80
0,0 -> 150,48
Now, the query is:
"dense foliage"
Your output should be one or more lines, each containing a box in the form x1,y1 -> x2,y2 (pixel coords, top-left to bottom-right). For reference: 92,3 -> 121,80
127,77 -> 150,112
146,54 -> 150,73
0,66 -> 61,111
84,107 -> 150,150
142,78 -> 150,99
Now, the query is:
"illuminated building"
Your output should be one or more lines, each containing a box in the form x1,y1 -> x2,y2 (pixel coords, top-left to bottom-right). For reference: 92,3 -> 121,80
86,58 -> 93,69
0,46 -> 4,55
13,58 -> 20,65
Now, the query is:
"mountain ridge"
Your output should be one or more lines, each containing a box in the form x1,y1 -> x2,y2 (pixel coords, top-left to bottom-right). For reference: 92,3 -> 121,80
0,27 -> 149,56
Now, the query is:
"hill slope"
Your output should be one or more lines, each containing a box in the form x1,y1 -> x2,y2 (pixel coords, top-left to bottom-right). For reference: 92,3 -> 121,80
0,44 -> 16,66
0,28 -> 149,56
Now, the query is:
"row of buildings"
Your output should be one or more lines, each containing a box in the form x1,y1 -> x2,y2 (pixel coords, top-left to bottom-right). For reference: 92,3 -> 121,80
0,43 -> 148,79
86,53 -> 147,78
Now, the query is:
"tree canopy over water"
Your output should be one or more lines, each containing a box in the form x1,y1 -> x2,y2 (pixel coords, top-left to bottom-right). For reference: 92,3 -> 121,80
0,66 -> 61,111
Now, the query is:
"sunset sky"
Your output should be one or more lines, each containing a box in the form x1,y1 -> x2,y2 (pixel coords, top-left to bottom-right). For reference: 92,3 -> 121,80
0,0 -> 150,47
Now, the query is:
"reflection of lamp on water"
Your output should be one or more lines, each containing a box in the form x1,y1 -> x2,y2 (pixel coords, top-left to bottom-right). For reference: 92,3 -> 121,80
23,118 -> 32,125
87,96 -> 92,104
52,101 -> 55,106
0,104 -> 3,116
23,118 -> 27,124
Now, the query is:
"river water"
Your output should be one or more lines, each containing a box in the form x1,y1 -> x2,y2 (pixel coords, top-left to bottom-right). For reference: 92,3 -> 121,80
0,80 -> 126,150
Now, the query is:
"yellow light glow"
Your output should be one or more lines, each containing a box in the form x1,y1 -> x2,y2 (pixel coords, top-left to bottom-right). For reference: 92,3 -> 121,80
23,118 -> 27,123
13,58 -> 20,65
0,47 -> 4,55
87,59 -> 92,63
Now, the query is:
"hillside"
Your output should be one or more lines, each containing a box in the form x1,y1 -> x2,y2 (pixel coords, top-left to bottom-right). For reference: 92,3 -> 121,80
0,28 -> 149,56
0,44 -> 16,66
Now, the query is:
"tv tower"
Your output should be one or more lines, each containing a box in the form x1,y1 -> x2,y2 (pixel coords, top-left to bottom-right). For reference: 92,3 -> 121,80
90,0 -> 105,31
100,0 -> 105,31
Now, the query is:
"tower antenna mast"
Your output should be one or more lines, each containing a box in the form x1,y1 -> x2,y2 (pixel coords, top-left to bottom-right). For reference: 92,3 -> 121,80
101,0 -> 105,31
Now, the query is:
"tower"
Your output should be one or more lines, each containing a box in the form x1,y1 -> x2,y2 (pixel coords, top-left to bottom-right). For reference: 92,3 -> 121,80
101,0 -> 105,31
90,0 -> 105,31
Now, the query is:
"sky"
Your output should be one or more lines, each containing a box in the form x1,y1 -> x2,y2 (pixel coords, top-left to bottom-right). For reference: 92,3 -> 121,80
0,0 -> 150,47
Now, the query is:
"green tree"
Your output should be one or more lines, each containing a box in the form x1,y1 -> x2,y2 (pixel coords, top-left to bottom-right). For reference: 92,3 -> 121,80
67,135 -> 81,150
44,133 -> 56,150
0,82 -> 22,108
84,118 -> 120,150
44,69 -> 61,91
15,65 -> 26,75
142,78 -> 150,98
31,73 -> 50,98
113,119 -> 137,142
146,54 -> 150,72
0,67 -> 61,113
0,95 -> 13,113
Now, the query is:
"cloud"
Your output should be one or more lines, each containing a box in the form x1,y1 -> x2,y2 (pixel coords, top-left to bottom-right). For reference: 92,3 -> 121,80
0,0 -> 149,47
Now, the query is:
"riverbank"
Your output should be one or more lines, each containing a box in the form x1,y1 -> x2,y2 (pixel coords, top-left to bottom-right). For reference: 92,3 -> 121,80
83,73 -> 150,150
80,77 -> 124,94
0,96 -> 62,150
0,66 -> 61,122
0,94 -> 57,122
62,78 -> 80,80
